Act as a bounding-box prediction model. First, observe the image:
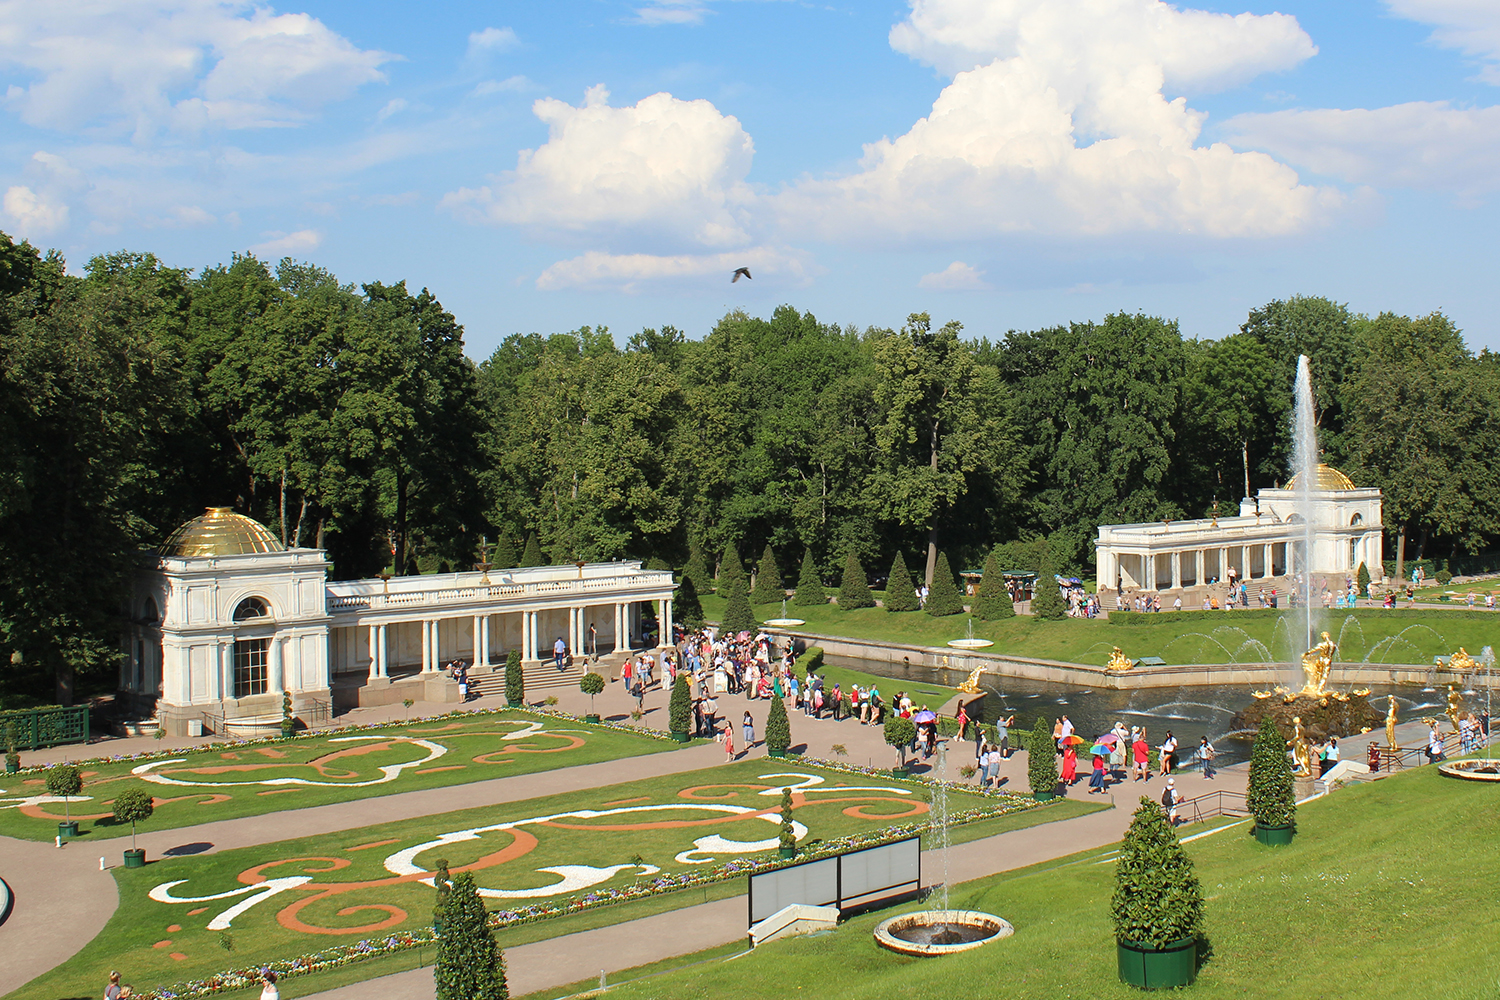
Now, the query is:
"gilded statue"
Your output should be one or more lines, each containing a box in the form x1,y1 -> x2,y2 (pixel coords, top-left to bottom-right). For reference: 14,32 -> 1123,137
1449,648 -> 1477,672
1299,632 -> 1337,698
1445,685 -> 1464,735
1290,715 -> 1316,778
1107,646 -> 1133,672
956,665 -> 984,695
1386,695 -> 1399,751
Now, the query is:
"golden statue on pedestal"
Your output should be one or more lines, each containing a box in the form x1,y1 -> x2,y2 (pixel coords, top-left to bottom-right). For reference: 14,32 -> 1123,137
1107,647 -> 1133,672
1449,648 -> 1477,673
1445,685 -> 1464,734
1290,715 -> 1316,778
956,665 -> 984,694
1299,632 -> 1337,698
1386,695 -> 1399,751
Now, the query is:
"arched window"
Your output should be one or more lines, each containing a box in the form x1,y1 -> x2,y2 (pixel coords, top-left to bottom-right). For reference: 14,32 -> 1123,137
142,596 -> 159,623
1350,512 -> 1363,526
233,596 -> 271,621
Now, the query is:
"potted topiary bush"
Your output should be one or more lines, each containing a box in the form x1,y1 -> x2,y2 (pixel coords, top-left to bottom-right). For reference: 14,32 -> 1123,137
46,763 -> 83,838
4,723 -> 19,774
1247,717 -> 1296,845
884,716 -> 916,777
580,672 -> 605,723
778,787 -> 797,859
503,648 -> 525,708
1028,717 -> 1058,800
1113,797 -> 1204,988
113,786 -> 155,868
668,675 -> 692,742
280,691 -> 294,739
765,695 -> 791,758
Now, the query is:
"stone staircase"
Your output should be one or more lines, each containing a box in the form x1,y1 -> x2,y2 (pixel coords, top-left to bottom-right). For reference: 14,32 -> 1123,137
467,655 -> 615,700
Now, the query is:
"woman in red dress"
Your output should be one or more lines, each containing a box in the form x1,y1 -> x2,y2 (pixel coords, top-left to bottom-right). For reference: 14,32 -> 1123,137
1061,743 -> 1078,785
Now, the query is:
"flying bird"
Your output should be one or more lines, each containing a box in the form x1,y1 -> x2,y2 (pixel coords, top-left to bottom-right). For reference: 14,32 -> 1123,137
731,267 -> 752,283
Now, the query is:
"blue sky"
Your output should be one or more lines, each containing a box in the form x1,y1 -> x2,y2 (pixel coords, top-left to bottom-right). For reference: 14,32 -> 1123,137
2,0 -> 1497,357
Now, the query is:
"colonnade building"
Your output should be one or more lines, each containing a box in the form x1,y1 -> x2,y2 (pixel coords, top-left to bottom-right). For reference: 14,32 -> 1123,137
1094,465 -> 1383,601
120,508 -> 675,735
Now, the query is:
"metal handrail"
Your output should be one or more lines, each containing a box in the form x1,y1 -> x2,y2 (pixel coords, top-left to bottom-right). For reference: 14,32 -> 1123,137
304,699 -> 333,728
1176,789 -> 1249,825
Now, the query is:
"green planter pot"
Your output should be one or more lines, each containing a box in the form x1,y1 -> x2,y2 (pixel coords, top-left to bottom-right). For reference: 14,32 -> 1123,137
1032,790 -> 1056,802
5,758 -> 18,774
280,726 -> 294,740
1117,937 -> 1197,989
670,731 -> 691,743
1254,823 -> 1295,847
778,846 -> 797,859
584,714 -> 601,724
58,821 -> 79,839
122,849 -> 146,869
506,699 -> 523,709
891,766 -> 910,779
767,748 -> 788,759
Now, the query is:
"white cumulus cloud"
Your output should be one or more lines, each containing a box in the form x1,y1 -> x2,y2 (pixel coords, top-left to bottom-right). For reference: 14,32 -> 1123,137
918,261 -> 989,290
467,26 -> 519,55
1386,0 -> 1500,84
0,0 -> 394,137
536,246 -> 816,292
2,185 -> 68,235
632,2 -> 710,26
249,228 -> 322,255
442,85 -> 755,249
1223,102 -> 1500,196
775,0 -> 1335,242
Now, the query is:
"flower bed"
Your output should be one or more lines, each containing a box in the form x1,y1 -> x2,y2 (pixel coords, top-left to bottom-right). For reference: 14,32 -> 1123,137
130,755 -> 1046,1000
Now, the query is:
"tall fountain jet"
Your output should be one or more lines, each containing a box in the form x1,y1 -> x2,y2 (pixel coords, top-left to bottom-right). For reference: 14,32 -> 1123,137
1291,355 -> 1319,657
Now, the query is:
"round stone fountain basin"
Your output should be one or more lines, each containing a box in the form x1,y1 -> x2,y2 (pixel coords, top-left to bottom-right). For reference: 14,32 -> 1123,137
1439,760 -> 1500,782
873,910 -> 1012,956
946,639 -> 994,649
762,618 -> 806,627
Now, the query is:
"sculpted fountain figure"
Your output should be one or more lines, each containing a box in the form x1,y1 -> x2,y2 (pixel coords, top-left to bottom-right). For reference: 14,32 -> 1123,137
1290,716 -> 1316,778
956,666 -> 984,695
1106,647 -> 1132,672
1299,632 -> 1337,698
1386,695 -> 1399,751
1445,685 -> 1464,735
1449,648 -> 1476,672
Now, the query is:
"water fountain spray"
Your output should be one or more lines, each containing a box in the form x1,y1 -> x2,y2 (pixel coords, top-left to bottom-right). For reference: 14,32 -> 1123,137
1291,355 -> 1319,664
934,742 -> 950,911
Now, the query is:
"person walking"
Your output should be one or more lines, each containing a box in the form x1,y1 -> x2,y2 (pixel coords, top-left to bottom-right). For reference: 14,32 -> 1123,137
259,971 -> 280,1000
723,724 -> 735,762
996,713 -> 1014,758
1161,777 -> 1181,826
1088,753 -> 1108,793
1061,742 -> 1078,785
1198,736 -> 1216,779
553,636 -> 567,670
105,972 -> 123,1000
1133,730 -> 1150,782
743,710 -> 755,748
1158,731 -> 1178,776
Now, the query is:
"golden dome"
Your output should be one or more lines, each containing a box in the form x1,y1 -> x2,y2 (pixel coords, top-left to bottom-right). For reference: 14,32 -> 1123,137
1287,464 -> 1356,491
159,508 -> 285,558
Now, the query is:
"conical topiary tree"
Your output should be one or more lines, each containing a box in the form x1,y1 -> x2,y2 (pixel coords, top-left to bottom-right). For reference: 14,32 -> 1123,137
520,533 -> 545,567
432,858 -> 451,930
1111,797 -> 1204,950
1031,548 -> 1067,620
491,534 -> 518,570
765,692 -> 791,755
668,674 -> 692,736
676,575 -> 704,630
681,546 -> 711,594
435,871 -> 509,1000
1246,716 -> 1296,834
1356,561 -> 1371,598
751,544 -> 784,605
719,573 -> 758,633
924,551 -> 965,617
1028,716 -> 1058,797
973,554 -> 1014,620
837,550 -> 874,609
503,648 -> 524,706
883,551 -> 918,612
719,543 -> 744,589
793,549 -> 825,606
645,556 -> 671,571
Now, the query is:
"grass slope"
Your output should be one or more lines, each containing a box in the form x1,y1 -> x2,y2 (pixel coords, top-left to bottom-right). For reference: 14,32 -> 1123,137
535,758 -> 1500,1000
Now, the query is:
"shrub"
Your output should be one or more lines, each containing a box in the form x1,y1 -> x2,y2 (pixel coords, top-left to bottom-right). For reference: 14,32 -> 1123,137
503,649 -> 524,706
793,549 -> 826,607
112,786 -> 154,851
681,546 -> 711,594
435,871 -> 509,1000
668,675 -> 692,734
1027,717 -> 1058,795
718,574 -> 759,633
1437,561 -> 1453,585
924,551 -> 965,617
280,691 -> 294,737
1356,561 -> 1371,598
751,544 -> 784,604
491,534 -> 518,570
645,556 -> 670,572
883,552 -> 918,612
46,763 -> 82,824
779,788 -> 796,850
1111,797 -> 1204,947
973,554 -> 1014,620
579,672 -> 605,713
884,716 -> 917,766
719,543 -> 744,587
676,576 -> 705,630
1246,716 -> 1296,829
765,694 -> 791,753
795,646 -> 824,674
837,550 -> 874,609
1031,549 -> 1067,621
519,533 -> 544,568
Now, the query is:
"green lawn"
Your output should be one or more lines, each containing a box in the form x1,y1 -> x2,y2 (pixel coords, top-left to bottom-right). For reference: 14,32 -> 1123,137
0,710 -> 675,841
9,759 -> 1080,1000
528,757 -> 1500,1000
702,592 -> 1500,667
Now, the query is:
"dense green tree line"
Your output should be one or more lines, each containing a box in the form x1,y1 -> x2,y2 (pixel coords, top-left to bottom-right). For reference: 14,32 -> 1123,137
2,227 -> 1497,696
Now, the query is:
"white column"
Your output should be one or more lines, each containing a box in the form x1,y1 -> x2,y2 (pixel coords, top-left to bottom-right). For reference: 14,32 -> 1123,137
421,621 -> 432,672
378,624 -> 388,677
1170,552 -> 1182,590
663,599 -> 674,648
1195,550 -> 1205,587
367,625 -> 380,681
615,603 -> 625,652
480,615 -> 491,666
523,611 -> 535,661
270,634 -> 284,693
473,614 -> 482,665
220,640 -> 232,700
